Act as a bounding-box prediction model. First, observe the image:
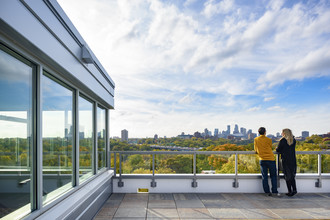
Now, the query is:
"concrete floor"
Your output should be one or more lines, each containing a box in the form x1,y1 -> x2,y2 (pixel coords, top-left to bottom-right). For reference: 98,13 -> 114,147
93,193 -> 330,219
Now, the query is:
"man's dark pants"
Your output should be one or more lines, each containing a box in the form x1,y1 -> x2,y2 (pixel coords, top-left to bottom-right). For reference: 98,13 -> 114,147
260,160 -> 278,193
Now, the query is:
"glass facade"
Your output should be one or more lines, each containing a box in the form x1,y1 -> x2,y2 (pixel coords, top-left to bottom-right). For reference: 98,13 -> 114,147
79,96 -> 93,181
97,106 -> 106,170
0,45 -> 33,218
0,42 -> 110,218
42,73 -> 74,204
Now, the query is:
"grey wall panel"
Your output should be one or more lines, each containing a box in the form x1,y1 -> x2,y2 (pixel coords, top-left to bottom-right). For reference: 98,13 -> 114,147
24,0 -> 115,89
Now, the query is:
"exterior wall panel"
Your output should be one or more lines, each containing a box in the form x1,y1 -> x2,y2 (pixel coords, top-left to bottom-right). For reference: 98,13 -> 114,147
0,0 -> 114,108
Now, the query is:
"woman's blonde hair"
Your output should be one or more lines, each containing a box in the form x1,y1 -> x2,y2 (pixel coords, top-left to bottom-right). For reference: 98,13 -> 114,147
282,128 -> 294,145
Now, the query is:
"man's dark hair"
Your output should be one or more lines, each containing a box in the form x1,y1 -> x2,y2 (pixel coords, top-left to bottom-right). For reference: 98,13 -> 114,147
258,127 -> 266,135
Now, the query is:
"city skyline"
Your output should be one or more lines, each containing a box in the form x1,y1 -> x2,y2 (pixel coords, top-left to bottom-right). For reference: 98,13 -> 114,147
118,125 -> 317,139
58,0 -> 330,138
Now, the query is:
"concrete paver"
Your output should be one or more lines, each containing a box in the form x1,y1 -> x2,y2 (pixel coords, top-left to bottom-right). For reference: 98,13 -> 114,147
93,193 -> 330,219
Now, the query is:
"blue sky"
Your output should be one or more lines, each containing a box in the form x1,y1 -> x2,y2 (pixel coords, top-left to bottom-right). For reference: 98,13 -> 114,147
58,0 -> 330,138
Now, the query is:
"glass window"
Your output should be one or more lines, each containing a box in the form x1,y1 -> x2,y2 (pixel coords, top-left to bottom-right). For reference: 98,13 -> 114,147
42,73 -> 73,204
78,96 -> 93,181
97,106 -> 106,170
0,45 -> 33,218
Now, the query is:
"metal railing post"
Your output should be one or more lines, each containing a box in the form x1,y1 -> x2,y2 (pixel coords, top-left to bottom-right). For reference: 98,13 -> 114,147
315,153 -> 322,187
151,153 -> 157,187
192,153 -> 197,187
232,153 -> 239,188
118,153 -> 124,187
113,153 -> 117,176
276,153 -> 280,187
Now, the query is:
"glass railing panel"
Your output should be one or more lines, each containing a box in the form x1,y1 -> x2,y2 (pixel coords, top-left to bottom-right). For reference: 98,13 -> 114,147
322,154 -> 330,173
296,154 -> 318,173
155,154 -> 193,174
199,154 -> 235,174
122,154 -> 152,174
109,151 -> 329,176
196,154 -> 213,174
238,154 -> 260,174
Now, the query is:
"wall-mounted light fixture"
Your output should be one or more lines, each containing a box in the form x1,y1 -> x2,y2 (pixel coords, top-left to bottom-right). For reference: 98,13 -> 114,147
81,45 -> 94,63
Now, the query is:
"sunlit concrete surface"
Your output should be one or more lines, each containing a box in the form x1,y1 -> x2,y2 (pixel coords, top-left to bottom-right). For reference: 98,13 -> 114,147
93,193 -> 330,219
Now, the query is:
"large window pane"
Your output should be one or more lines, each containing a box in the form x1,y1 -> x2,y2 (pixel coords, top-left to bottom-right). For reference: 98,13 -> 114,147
0,46 -> 33,218
79,96 -> 93,181
42,74 -> 73,204
97,106 -> 106,170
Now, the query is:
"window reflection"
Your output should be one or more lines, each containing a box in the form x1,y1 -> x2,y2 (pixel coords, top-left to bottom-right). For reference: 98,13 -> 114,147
42,73 -> 73,204
79,96 -> 93,181
97,106 -> 106,170
0,46 -> 33,218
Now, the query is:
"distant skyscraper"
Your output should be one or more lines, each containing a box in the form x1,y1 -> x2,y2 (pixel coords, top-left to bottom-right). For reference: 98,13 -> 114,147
233,124 -> 239,134
302,131 -> 309,139
214,128 -> 219,137
227,125 -> 230,134
121,129 -> 128,141
240,127 -> 246,135
154,134 -> 158,139
204,128 -> 209,137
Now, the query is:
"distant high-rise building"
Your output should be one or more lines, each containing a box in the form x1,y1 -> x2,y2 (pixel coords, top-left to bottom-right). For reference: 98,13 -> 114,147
121,129 -> 128,141
247,129 -> 252,135
248,133 -> 257,139
233,124 -> 239,134
302,131 -> 309,139
154,134 -> 158,139
227,125 -> 230,134
240,127 -> 246,135
204,128 -> 209,137
214,128 -> 219,137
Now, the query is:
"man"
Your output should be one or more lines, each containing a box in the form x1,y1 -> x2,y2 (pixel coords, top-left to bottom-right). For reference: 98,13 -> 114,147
254,127 -> 279,196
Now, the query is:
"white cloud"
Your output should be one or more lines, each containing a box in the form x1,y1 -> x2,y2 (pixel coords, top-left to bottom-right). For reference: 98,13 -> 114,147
202,0 -> 235,18
57,0 -> 330,138
247,107 -> 260,112
267,106 -> 285,112
264,97 -> 275,102
258,47 -> 330,89
184,0 -> 197,8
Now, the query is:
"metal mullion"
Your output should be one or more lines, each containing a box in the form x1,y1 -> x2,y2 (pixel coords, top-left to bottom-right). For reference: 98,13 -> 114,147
34,66 -> 43,210
73,90 -> 79,186
93,102 -> 98,174
106,109 -> 110,169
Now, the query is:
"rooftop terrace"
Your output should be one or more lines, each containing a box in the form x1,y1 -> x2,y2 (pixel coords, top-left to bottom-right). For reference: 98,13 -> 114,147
94,192 -> 330,219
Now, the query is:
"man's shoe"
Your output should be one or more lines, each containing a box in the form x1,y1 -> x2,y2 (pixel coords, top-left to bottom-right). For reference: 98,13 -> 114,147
276,193 -> 281,197
267,193 -> 272,196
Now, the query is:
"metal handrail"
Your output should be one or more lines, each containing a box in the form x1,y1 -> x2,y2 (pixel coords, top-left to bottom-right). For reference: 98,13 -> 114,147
110,150 -> 330,188
110,150 -> 330,155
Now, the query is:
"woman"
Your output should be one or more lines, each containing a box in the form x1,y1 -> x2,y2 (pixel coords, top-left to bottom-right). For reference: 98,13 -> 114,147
276,128 -> 297,196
